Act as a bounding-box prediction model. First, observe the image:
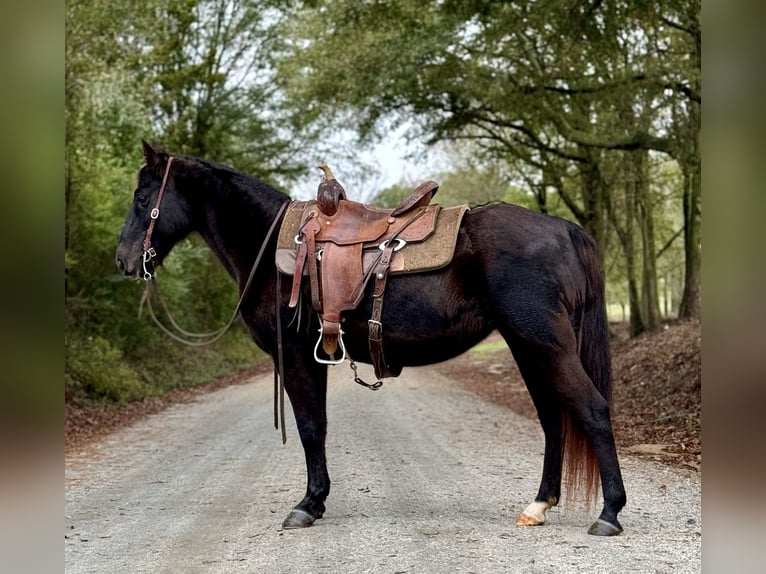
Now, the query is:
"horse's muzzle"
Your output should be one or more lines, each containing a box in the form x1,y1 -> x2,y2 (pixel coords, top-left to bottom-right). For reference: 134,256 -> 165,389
115,250 -> 140,277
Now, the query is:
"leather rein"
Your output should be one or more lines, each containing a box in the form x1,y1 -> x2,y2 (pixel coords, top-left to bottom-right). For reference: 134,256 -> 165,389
138,155 -> 292,443
139,156 -> 289,348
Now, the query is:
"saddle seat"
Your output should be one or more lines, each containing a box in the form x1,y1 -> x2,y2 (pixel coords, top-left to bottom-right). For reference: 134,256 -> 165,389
288,180 -> 440,378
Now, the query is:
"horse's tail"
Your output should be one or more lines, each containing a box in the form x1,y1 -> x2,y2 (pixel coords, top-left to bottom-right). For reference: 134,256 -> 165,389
562,225 -> 612,507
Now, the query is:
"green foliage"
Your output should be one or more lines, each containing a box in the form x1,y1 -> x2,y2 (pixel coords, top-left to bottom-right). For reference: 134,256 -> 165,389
65,328 -> 262,404
372,184 -> 411,208
65,0 -> 299,405
436,164 -> 512,208
468,339 -> 507,360
123,328 -> 264,396
66,335 -> 149,403
279,0 -> 701,326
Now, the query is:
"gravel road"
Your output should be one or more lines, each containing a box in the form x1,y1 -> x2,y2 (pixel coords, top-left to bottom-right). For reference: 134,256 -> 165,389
65,362 -> 701,573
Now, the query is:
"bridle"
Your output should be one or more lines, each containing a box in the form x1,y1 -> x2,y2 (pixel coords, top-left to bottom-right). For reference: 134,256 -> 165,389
142,156 -> 174,281
135,155 -> 292,442
137,155 -> 290,347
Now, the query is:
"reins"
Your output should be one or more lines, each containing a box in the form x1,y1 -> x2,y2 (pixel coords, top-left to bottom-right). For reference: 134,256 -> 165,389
138,155 -> 292,443
139,156 -> 290,347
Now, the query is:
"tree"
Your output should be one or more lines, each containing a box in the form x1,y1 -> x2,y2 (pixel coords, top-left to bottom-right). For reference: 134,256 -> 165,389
280,0 -> 701,324
65,0 -> 314,401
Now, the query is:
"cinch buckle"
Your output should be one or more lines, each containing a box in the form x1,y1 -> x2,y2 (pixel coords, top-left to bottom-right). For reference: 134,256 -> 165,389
313,326 -> 346,365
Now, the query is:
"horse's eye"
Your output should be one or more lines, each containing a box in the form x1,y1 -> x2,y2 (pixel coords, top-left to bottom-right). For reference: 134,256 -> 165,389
135,192 -> 150,207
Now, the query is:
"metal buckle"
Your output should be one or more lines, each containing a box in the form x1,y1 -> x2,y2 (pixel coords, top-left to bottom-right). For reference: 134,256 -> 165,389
368,319 -> 382,341
313,326 -> 346,365
378,238 -> 407,251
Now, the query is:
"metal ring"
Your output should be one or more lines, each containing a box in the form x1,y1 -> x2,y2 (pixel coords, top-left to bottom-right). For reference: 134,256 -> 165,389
150,208 -> 160,219
378,238 -> 407,252
316,248 -> 324,261
294,234 -> 303,244
142,257 -> 154,281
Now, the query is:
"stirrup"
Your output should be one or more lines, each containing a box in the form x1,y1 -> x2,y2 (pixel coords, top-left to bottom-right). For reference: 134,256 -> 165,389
313,326 -> 346,365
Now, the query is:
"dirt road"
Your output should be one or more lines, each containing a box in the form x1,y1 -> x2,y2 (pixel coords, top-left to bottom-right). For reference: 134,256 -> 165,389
65,363 -> 701,573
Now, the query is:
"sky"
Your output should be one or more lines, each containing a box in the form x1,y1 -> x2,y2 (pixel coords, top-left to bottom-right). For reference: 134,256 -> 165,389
292,123 -> 446,203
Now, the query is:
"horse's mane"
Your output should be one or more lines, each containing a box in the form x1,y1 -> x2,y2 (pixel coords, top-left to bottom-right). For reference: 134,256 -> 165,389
174,153 -> 288,204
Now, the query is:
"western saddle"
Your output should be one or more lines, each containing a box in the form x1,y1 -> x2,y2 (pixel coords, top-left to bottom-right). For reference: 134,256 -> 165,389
287,165 -> 440,380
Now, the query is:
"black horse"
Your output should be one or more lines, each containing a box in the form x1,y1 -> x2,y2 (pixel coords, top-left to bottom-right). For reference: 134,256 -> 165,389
116,141 -> 626,536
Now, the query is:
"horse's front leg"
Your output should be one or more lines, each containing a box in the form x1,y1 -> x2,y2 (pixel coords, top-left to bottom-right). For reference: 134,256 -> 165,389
280,352 -> 330,529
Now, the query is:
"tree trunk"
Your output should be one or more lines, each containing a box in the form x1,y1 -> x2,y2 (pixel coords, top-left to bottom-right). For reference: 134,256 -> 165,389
578,154 -> 608,259
624,178 -> 645,336
604,159 -> 646,337
636,150 -> 661,330
679,159 -> 701,319
65,148 -> 71,299
678,14 -> 702,321
678,79 -> 701,321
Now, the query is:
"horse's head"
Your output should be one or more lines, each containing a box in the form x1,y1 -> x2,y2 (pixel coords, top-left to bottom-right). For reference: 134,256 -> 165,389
115,141 -> 194,279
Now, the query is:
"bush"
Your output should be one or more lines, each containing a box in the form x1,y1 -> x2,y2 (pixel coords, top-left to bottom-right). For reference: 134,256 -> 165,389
123,327 -> 263,395
65,335 -> 149,403
65,303 -> 269,406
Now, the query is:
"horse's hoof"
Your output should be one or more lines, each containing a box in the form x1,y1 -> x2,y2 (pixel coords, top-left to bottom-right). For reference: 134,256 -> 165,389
515,512 -> 545,526
515,500 -> 552,526
587,518 -> 623,536
282,509 -> 317,529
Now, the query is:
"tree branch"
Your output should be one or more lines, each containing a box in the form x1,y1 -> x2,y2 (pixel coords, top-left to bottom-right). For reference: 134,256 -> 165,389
656,227 -> 683,258
545,106 -> 676,156
659,16 -> 698,39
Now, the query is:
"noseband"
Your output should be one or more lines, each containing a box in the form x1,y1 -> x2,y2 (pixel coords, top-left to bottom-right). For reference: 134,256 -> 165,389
142,156 -> 175,280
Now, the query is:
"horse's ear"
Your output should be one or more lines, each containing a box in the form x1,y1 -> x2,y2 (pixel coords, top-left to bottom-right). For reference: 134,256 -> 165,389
141,140 -> 168,175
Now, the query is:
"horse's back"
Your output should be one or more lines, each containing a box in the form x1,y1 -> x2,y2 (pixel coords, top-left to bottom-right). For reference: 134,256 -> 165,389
461,202 -> 582,262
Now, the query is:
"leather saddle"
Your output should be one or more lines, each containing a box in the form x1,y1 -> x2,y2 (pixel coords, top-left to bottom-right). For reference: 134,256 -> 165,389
287,173 -> 440,379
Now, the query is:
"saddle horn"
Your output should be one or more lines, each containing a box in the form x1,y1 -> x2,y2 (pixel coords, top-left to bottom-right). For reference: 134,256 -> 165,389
316,163 -> 346,216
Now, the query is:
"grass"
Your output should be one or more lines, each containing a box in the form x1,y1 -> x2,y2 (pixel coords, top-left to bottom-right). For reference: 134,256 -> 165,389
468,337 -> 507,360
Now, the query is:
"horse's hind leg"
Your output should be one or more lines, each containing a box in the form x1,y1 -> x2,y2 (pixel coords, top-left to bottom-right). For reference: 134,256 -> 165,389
557,355 -> 626,535
502,329 -> 626,535
515,384 -> 563,526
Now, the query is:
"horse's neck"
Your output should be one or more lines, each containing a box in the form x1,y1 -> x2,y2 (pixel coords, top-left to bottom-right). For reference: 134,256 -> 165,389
191,174 -> 286,290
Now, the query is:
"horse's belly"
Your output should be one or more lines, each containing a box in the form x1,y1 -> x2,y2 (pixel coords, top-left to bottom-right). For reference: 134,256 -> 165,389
341,306 -> 492,368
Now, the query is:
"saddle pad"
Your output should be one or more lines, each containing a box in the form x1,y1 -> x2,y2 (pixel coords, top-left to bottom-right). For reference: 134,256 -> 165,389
276,202 -> 469,276
277,200 -> 311,250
